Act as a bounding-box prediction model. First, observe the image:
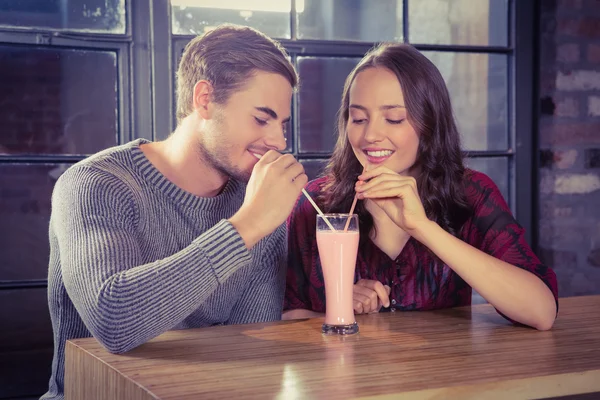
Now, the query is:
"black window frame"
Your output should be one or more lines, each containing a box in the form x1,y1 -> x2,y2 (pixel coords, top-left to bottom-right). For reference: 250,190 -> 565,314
0,0 -> 537,288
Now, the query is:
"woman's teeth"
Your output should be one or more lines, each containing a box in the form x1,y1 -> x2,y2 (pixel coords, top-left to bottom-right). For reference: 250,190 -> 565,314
366,150 -> 393,157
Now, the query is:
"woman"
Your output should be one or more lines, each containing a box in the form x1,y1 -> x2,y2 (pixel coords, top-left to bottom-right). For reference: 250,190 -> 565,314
283,43 -> 558,330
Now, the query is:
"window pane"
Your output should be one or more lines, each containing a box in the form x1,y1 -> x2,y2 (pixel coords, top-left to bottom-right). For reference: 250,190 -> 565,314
465,156 -> 509,204
0,45 -> 119,155
0,0 -> 126,33
300,159 -> 328,181
298,0 -> 403,42
409,0 -> 508,46
423,52 -> 508,151
0,163 -> 69,282
297,57 -> 360,153
171,0 -> 291,38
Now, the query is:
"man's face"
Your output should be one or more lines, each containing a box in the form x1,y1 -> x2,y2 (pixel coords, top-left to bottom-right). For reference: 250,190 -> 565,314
197,71 -> 293,182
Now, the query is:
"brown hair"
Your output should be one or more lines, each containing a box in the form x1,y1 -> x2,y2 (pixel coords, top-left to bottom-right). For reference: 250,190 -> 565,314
175,24 -> 298,124
321,43 -> 470,240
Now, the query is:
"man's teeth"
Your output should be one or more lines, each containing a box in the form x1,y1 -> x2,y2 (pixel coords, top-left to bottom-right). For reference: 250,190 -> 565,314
366,150 -> 393,157
252,152 -> 263,159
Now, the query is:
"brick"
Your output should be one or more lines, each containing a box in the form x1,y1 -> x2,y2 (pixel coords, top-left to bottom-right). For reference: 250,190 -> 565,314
540,172 -> 555,194
557,43 -> 580,63
540,96 -> 556,115
585,148 -> 600,168
538,247 -> 578,270
558,17 -> 600,38
569,271 -> 600,295
588,248 -> 600,267
539,122 -> 600,145
558,0 -> 583,9
542,200 -> 575,218
555,173 -> 600,194
557,149 -> 579,169
556,70 -> 600,91
540,70 -> 557,94
584,0 -> 600,10
539,222 -> 591,245
589,96 -> 600,116
556,97 -> 580,117
540,149 -> 555,168
539,148 -> 579,169
588,44 -> 600,63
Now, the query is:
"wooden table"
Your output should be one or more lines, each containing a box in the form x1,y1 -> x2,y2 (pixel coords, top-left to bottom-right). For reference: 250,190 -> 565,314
65,295 -> 600,399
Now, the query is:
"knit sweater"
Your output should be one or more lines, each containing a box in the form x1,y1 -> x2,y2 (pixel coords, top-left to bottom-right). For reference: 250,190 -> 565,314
41,139 -> 286,400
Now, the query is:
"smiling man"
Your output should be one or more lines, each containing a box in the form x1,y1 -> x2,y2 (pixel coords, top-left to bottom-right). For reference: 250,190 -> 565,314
42,24 -> 307,400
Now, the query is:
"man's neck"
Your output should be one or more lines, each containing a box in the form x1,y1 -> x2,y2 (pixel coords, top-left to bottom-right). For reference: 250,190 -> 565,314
141,124 -> 228,198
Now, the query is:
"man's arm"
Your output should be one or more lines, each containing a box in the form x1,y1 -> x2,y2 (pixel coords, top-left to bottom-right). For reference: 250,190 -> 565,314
226,226 -> 287,324
55,167 -> 252,353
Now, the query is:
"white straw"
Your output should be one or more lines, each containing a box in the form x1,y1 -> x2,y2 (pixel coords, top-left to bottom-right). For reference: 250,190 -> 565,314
302,189 -> 336,231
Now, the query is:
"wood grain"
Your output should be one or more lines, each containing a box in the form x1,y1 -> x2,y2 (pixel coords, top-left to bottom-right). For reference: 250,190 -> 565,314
65,295 -> 600,400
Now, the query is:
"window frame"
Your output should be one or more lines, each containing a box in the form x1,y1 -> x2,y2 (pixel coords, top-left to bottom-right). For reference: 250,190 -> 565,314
0,0 -> 537,289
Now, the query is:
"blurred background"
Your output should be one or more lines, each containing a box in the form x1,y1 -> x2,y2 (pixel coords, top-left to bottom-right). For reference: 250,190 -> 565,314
0,0 -> 598,398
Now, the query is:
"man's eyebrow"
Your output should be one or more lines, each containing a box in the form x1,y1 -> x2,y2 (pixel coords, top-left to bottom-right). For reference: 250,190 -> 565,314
349,104 -> 367,111
255,107 -> 278,119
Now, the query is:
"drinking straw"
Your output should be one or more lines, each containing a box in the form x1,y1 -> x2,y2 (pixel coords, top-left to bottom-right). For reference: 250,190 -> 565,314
302,189 -> 336,231
344,164 -> 368,232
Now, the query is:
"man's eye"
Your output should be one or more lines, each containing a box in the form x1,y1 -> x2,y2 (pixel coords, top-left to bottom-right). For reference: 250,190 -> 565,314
254,117 -> 268,126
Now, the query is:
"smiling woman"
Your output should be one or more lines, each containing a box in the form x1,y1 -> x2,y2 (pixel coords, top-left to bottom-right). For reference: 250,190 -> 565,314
283,43 -> 558,332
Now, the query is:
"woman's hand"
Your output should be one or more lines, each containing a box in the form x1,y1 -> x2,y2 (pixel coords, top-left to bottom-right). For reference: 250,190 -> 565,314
353,279 -> 391,314
355,166 -> 429,233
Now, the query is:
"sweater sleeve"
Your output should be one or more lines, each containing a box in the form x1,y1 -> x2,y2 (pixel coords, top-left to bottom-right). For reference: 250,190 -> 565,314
52,166 -> 252,353
226,225 -> 287,325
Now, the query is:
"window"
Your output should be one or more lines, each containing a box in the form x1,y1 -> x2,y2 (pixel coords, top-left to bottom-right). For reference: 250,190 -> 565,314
168,0 -> 518,213
0,2 -> 131,397
0,1 -> 535,397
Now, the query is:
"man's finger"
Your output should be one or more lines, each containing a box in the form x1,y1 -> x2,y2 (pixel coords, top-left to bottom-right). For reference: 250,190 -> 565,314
258,149 -> 281,164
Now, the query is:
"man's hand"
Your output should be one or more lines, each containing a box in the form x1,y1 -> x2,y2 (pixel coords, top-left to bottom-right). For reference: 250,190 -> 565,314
229,150 -> 308,248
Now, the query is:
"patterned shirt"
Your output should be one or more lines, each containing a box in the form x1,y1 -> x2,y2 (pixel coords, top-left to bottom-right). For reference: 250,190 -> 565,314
284,170 -> 558,317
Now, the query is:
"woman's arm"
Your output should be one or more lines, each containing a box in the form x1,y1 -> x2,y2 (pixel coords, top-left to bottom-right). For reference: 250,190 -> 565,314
413,221 -> 556,330
356,167 -> 558,330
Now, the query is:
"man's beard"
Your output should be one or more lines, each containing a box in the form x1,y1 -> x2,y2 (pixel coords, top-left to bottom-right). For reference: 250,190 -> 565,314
195,140 -> 252,183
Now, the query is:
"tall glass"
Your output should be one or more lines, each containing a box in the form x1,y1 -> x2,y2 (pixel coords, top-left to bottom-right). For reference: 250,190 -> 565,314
317,214 -> 360,335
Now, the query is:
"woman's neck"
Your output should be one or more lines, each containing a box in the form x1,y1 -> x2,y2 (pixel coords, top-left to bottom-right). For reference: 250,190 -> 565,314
365,200 -> 411,260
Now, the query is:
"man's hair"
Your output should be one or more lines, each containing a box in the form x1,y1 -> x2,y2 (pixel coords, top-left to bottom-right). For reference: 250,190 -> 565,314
175,24 -> 298,124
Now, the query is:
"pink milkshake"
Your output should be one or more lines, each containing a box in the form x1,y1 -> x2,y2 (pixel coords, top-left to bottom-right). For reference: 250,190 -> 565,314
316,214 -> 360,335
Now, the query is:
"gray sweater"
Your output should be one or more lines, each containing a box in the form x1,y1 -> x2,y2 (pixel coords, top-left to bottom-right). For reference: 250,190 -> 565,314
41,139 -> 286,400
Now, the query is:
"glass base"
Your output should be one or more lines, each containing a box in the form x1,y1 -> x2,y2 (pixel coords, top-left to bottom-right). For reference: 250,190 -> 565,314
322,322 -> 359,335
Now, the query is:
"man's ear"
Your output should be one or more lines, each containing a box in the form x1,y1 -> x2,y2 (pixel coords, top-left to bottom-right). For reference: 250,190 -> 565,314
192,80 -> 214,120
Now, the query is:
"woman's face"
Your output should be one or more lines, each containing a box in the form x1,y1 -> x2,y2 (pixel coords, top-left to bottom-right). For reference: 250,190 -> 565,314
346,67 -> 420,175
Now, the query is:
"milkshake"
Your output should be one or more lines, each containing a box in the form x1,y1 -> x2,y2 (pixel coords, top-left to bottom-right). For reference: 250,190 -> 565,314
316,214 -> 360,335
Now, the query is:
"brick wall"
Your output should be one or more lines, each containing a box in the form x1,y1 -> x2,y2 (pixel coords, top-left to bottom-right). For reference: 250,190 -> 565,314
538,0 -> 600,296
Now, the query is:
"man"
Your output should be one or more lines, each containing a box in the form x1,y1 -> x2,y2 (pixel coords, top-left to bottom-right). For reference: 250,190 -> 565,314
42,24 -> 307,400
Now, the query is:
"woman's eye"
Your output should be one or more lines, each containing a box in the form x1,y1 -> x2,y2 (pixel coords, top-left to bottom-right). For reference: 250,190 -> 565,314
387,119 -> 404,125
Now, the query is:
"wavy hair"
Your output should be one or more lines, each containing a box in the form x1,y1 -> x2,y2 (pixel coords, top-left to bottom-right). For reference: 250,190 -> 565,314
320,43 -> 470,241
